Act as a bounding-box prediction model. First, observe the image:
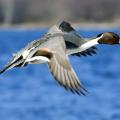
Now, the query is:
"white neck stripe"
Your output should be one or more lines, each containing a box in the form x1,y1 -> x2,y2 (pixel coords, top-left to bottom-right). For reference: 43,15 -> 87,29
79,35 -> 103,52
67,35 -> 103,55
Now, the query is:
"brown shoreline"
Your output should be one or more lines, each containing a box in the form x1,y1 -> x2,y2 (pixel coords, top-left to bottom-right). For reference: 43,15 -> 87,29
0,21 -> 120,29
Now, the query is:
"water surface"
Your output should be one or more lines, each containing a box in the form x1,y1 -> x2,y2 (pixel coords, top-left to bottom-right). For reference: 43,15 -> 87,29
0,28 -> 120,120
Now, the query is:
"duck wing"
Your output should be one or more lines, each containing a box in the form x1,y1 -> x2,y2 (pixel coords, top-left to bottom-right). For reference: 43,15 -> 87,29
48,51 -> 87,95
36,35 -> 87,95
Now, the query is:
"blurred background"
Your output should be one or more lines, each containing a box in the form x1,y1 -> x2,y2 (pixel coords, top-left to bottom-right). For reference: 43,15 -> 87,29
0,0 -> 120,27
0,0 -> 120,120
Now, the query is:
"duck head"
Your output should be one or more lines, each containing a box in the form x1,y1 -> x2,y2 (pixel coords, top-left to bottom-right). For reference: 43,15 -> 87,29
97,32 -> 120,45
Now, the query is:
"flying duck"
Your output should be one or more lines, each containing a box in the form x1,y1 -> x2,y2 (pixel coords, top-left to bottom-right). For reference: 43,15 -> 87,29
0,21 -> 119,95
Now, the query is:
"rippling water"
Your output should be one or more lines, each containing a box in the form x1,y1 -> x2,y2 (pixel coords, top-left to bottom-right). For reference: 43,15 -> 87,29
0,28 -> 120,120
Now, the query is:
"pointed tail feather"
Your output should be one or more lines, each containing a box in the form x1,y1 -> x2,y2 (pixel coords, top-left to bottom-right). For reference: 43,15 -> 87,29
0,67 -> 9,74
0,59 -> 25,74
0,64 -> 12,74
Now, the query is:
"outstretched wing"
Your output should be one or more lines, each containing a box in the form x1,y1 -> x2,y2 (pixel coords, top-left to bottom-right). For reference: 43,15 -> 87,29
38,35 -> 87,95
32,35 -> 87,95
48,52 -> 87,95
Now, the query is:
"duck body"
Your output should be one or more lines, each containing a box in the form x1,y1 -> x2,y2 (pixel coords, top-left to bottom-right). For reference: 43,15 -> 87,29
0,21 -> 119,95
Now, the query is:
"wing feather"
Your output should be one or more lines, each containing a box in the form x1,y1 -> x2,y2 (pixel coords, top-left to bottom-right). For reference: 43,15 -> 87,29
31,35 -> 87,95
48,53 -> 87,95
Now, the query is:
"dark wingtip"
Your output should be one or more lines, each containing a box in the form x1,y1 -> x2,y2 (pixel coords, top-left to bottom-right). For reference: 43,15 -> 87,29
69,85 -> 88,96
59,21 -> 74,32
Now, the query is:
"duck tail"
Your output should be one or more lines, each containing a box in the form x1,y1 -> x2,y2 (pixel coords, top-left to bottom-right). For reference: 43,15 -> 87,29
0,64 -> 12,74
0,58 -> 26,74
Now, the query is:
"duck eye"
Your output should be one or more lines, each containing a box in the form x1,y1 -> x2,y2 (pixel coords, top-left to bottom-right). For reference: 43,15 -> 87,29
113,35 -> 116,38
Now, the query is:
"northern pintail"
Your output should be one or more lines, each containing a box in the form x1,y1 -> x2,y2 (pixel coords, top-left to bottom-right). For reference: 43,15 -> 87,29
0,21 -> 119,95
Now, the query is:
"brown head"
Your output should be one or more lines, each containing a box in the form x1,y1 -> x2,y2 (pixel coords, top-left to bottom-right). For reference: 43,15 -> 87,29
97,32 -> 120,45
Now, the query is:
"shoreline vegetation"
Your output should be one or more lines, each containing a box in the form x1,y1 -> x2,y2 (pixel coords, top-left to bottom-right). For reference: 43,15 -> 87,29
0,21 -> 120,30
0,0 -> 120,30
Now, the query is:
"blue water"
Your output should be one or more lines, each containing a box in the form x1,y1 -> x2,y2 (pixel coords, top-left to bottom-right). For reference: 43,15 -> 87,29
0,28 -> 120,120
